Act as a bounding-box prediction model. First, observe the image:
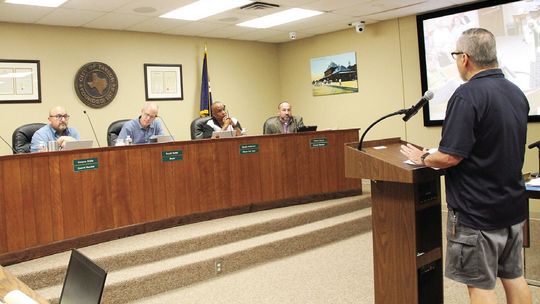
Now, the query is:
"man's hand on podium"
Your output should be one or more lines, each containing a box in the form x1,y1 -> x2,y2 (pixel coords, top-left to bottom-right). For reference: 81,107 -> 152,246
400,143 -> 427,165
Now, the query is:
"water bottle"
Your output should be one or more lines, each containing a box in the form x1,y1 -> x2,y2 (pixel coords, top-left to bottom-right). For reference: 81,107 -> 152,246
125,135 -> 132,146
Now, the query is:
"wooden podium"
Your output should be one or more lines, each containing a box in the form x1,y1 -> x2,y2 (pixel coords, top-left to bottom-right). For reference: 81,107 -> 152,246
345,138 -> 444,304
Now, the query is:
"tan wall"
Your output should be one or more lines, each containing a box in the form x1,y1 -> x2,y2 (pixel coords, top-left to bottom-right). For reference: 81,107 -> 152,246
0,22 -> 280,155
2,17 -> 540,180
277,16 -> 540,176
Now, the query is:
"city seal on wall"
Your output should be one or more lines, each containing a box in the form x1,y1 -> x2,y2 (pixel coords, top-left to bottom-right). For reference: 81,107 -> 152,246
74,62 -> 118,108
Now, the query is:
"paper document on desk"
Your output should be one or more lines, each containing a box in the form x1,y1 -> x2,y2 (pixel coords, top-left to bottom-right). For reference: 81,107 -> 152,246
3,290 -> 37,304
526,178 -> 540,187
404,148 -> 439,170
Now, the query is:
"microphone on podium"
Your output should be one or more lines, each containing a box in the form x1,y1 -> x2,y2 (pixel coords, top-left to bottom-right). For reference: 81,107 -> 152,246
158,115 -> 174,141
358,90 -> 434,150
402,91 -> 434,122
83,110 -> 101,148
0,135 -> 17,154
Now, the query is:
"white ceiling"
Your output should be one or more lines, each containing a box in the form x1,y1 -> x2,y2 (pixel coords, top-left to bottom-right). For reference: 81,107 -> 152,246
0,0 -> 481,43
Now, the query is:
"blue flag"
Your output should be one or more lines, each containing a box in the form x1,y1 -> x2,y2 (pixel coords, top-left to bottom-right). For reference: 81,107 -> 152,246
199,50 -> 212,117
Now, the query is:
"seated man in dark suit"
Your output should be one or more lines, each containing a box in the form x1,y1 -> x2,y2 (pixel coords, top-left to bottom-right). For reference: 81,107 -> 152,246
263,102 -> 304,134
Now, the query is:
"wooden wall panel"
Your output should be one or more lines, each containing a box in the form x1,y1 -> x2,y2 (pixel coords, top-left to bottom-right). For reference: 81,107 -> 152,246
0,160 -> 6,252
0,129 -> 361,260
48,155 -> 64,241
3,159 -> 25,251
29,156 -> 54,245
107,149 -> 131,227
18,159 -> 38,247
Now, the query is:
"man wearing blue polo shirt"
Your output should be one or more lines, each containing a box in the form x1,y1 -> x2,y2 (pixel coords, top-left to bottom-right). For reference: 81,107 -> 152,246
118,102 -> 164,144
30,106 -> 80,152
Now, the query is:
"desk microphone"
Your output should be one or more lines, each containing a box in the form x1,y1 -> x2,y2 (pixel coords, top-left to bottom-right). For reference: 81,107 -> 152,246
83,110 -> 101,147
158,115 -> 174,141
402,90 -> 434,122
0,134 -> 17,154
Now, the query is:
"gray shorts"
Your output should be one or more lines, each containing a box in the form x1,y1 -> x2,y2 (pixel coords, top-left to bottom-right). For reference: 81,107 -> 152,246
444,210 -> 524,290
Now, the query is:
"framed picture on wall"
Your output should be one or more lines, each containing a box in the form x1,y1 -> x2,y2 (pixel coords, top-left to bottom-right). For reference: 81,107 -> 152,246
144,64 -> 183,101
310,52 -> 358,97
0,59 -> 41,103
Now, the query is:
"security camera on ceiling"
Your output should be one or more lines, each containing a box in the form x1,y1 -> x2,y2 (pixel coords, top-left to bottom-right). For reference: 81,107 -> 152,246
351,21 -> 366,33
289,31 -> 297,40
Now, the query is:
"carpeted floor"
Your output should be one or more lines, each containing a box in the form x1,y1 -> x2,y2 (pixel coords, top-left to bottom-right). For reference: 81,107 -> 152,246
133,231 -> 540,304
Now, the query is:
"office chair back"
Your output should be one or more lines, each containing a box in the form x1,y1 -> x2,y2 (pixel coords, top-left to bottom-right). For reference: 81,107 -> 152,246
190,116 -> 212,139
107,119 -> 129,146
12,123 -> 46,154
59,249 -> 107,304
262,117 -> 275,135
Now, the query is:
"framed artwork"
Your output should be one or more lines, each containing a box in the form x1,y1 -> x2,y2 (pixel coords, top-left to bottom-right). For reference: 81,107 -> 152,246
0,59 -> 41,103
144,64 -> 183,101
310,52 -> 358,96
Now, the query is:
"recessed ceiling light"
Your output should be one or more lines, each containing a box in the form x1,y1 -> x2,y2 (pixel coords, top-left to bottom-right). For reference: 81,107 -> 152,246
133,7 -> 157,14
5,0 -> 67,7
160,0 -> 252,21
237,8 -> 323,28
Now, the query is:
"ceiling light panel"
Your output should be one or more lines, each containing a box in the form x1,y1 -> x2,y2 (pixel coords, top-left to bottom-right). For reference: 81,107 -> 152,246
237,8 -> 322,28
5,0 -> 67,7
160,0 -> 252,21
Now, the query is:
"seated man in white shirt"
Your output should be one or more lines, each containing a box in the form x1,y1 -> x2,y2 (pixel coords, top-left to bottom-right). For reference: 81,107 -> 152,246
204,102 -> 242,138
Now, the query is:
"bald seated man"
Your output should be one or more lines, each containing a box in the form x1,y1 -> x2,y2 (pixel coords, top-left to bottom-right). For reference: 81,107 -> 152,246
204,102 -> 242,138
118,102 -> 164,144
30,106 -> 80,152
263,101 -> 304,134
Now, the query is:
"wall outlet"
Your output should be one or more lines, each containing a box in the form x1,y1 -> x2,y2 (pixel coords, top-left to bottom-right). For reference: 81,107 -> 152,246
215,259 -> 223,274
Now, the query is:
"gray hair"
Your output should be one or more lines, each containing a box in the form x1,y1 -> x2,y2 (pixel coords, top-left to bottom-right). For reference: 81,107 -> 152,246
457,28 -> 498,68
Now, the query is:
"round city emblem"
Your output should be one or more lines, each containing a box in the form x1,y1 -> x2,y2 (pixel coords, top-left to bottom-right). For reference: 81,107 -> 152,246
74,62 -> 118,108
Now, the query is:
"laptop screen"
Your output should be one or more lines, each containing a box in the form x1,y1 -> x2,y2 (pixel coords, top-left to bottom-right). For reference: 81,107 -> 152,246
297,126 -> 317,132
62,140 -> 94,151
59,249 -> 107,304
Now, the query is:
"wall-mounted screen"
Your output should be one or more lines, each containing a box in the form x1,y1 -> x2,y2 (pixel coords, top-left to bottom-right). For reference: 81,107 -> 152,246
417,0 -> 540,126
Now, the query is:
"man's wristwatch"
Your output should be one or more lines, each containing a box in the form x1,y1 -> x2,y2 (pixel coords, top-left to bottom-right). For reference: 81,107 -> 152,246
420,152 -> 430,164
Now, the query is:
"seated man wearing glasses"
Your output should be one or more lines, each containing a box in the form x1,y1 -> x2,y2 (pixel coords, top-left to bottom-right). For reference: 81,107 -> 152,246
117,102 -> 164,144
30,106 -> 80,152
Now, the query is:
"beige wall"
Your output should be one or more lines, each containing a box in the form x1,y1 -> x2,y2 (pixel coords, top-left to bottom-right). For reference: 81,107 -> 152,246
0,22 -> 280,155
277,16 -> 540,176
1,17 -> 540,176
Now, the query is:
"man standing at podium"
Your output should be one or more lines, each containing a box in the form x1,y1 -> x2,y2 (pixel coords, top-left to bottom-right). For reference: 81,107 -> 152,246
401,28 -> 531,303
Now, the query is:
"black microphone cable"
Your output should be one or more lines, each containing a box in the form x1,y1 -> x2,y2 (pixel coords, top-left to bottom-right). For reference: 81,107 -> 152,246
83,110 -> 101,147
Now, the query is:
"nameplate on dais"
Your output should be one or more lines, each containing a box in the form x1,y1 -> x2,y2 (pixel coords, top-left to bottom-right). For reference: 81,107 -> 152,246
73,157 -> 99,172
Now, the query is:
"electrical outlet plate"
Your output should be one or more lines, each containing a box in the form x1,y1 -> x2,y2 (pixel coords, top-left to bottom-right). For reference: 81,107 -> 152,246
215,259 -> 223,274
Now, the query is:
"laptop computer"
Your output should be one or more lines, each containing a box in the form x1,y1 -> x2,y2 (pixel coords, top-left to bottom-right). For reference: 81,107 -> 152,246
150,134 -> 174,143
211,130 -> 235,139
297,125 -> 317,132
59,249 -> 107,304
62,139 -> 94,151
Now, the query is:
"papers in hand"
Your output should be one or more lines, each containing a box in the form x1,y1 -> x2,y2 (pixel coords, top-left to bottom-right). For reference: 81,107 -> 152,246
526,178 -> 540,187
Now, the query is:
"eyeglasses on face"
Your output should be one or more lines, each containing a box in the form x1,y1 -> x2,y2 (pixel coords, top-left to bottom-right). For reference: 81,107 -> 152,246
49,114 -> 70,120
451,51 -> 465,60
142,112 -> 157,120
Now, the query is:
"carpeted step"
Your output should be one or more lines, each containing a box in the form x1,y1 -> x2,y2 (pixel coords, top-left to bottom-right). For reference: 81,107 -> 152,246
40,209 -> 371,303
5,195 -> 371,303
